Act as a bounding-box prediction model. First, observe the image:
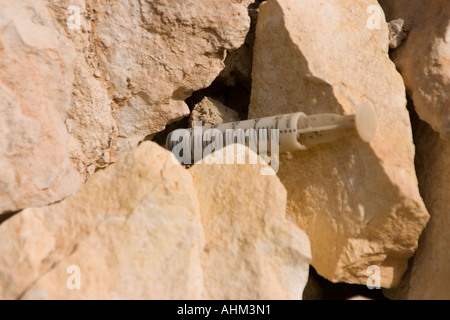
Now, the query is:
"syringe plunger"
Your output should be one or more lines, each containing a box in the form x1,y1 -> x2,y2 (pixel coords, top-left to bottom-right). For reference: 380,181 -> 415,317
165,103 -> 377,154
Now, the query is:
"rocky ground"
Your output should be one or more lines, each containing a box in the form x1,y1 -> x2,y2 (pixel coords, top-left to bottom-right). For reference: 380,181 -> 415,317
0,0 -> 449,300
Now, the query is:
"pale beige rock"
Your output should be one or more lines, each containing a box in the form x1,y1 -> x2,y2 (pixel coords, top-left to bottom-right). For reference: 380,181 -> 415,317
47,0 -> 118,173
190,145 -> 312,300
94,0 -> 252,152
0,142 -> 312,300
380,0 -> 450,140
249,0 -> 429,287
189,97 -> 240,127
0,0 -> 85,213
0,142 -> 205,300
0,0 -> 252,213
385,119 -> 450,300
218,1 -> 264,90
388,19 -> 408,49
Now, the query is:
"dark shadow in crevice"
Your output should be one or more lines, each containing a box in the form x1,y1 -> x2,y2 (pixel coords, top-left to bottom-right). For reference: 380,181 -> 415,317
255,0 -> 418,289
303,266 -> 389,300
184,0 -> 266,120
383,92 -> 444,300
185,80 -> 250,120
150,116 -> 190,148
0,210 -> 21,225
150,0 -> 268,148
149,1 -> 266,148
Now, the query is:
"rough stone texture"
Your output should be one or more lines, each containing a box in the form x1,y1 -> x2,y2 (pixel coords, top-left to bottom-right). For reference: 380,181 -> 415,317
380,0 -> 450,140
190,145 -> 312,300
0,142 -> 205,300
189,97 -> 240,127
388,19 -> 408,49
386,118 -> 450,300
0,0 -> 89,213
0,142 -> 312,300
218,1 -> 264,91
94,0 -> 252,151
0,0 -> 252,214
249,0 -> 429,287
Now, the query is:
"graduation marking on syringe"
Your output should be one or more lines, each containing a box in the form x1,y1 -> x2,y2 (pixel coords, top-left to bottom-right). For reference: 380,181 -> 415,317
165,103 -> 377,157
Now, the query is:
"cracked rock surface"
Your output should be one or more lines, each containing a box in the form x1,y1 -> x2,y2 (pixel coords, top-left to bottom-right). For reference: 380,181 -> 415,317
0,0 -> 251,213
249,0 -> 429,288
0,142 -> 311,300
1,0 -> 448,300
380,0 -> 450,140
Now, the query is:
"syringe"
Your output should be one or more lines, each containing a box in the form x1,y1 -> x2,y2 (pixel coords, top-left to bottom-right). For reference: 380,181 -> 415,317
165,103 -> 377,156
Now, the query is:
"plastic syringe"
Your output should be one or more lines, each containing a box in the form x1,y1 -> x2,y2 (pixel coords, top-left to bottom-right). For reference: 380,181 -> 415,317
165,103 -> 377,155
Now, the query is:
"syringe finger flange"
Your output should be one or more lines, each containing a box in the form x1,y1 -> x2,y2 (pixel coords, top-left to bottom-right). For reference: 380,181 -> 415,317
165,103 -> 377,158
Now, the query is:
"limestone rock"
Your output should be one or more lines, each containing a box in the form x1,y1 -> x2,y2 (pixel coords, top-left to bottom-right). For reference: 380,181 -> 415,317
386,119 -> 450,300
0,142 -> 205,299
94,0 -> 252,151
0,142 -> 312,300
0,0 -> 86,213
249,0 -> 429,287
388,19 -> 408,49
0,0 -> 252,213
380,0 -> 450,140
189,97 -> 240,127
190,145 -> 311,300
218,1 -> 265,90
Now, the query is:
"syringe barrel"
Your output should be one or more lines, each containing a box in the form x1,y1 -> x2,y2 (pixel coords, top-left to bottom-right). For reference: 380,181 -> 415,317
165,112 -> 308,154
165,103 -> 376,155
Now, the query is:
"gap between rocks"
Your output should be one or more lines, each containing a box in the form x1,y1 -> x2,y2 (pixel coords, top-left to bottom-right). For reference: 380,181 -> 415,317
150,0 -> 410,300
0,210 -> 21,226
303,266 -> 388,300
150,1 -> 265,147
